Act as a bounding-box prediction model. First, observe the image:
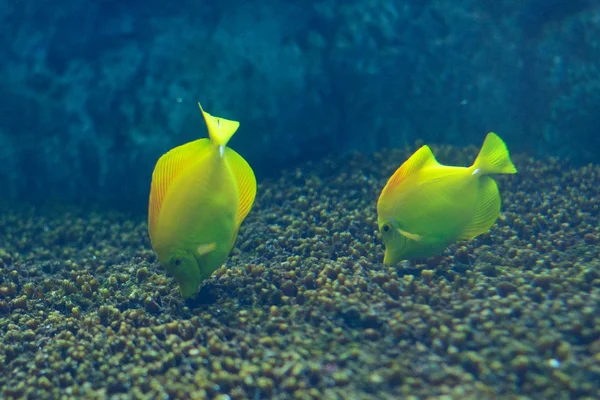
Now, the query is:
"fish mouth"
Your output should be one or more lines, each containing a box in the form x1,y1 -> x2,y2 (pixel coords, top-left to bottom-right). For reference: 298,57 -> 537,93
173,254 -> 203,299
383,250 -> 399,265
177,277 -> 200,299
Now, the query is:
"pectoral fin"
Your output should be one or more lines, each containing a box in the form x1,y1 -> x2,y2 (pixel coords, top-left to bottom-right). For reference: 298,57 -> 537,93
397,228 -> 423,241
197,243 -> 217,256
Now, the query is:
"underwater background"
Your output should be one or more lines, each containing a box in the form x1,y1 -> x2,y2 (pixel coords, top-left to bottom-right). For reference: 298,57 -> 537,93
1,0 -> 600,399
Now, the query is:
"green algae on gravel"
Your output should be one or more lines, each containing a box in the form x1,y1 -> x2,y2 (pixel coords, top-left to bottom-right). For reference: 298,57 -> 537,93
0,143 -> 599,399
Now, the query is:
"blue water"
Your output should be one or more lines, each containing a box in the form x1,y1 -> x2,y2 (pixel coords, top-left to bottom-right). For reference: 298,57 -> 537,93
1,0 -> 598,209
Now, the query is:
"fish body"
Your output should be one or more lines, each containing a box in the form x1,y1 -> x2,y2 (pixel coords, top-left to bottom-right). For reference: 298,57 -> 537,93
377,132 -> 517,264
148,103 -> 256,298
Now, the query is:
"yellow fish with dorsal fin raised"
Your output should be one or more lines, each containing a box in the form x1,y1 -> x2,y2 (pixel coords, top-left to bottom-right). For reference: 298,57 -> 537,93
148,102 -> 256,298
377,132 -> 517,264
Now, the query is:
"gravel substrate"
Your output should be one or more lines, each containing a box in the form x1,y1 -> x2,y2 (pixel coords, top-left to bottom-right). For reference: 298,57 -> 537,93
1,142 -> 599,399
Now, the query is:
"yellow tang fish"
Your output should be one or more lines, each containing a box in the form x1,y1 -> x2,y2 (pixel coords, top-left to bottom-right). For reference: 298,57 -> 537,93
148,103 -> 256,298
377,132 -> 517,264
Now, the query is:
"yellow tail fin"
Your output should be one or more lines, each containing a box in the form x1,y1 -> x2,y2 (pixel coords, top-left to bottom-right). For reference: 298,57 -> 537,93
473,132 -> 517,175
198,102 -> 240,147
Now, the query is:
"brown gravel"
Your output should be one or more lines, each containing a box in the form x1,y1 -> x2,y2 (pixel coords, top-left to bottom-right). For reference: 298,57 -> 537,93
0,142 -> 599,399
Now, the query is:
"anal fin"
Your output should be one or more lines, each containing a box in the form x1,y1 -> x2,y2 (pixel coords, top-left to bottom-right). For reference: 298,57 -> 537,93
224,148 -> 257,226
458,176 -> 501,240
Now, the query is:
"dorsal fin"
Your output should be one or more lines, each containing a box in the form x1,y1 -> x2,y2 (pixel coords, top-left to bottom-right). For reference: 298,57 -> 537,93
198,102 -> 240,148
148,139 -> 211,236
224,148 -> 257,226
382,145 -> 439,195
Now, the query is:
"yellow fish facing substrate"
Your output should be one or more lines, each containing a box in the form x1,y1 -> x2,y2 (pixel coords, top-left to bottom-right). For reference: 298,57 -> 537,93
148,103 -> 256,298
377,132 -> 517,264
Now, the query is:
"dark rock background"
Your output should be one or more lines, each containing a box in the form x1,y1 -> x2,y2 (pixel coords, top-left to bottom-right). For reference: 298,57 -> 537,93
1,0 -> 599,209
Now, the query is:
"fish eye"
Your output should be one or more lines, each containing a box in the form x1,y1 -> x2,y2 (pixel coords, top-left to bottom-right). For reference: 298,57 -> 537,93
174,258 -> 182,267
382,222 -> 392,233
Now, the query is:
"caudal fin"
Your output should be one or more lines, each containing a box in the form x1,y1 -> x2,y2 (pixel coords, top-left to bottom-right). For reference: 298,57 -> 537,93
198,102 -> 240,148
472,132 -> 517,175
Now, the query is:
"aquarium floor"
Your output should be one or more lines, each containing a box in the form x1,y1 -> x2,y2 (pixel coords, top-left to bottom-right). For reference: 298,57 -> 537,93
1,144 -> 599,399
